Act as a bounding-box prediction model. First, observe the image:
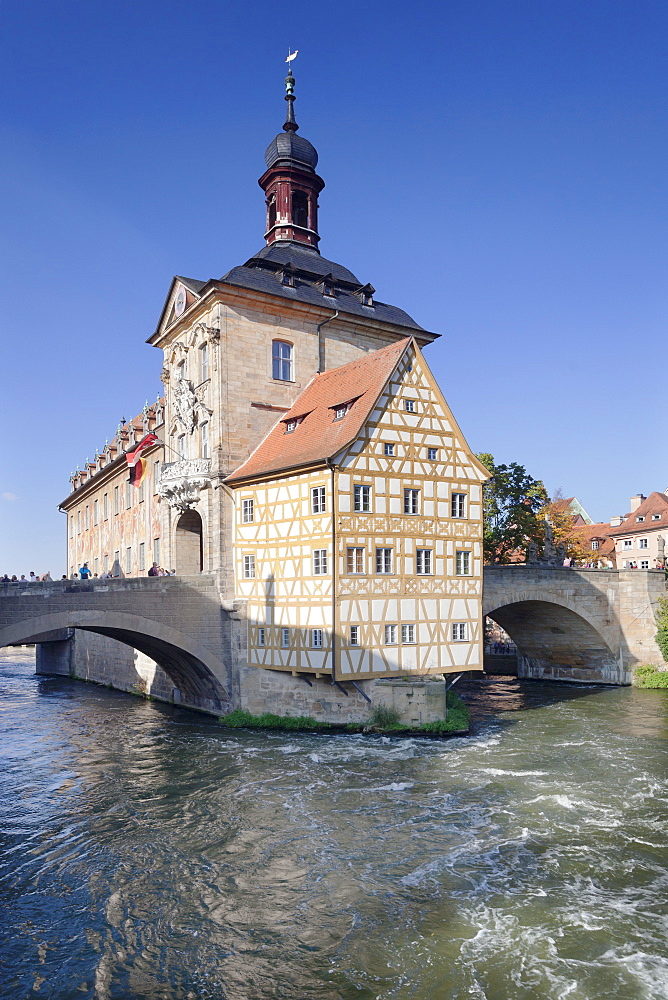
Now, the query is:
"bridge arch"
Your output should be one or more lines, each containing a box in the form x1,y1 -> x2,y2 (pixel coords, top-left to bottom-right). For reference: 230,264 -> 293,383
483,587 -> 622,683
0,610 -> 230,713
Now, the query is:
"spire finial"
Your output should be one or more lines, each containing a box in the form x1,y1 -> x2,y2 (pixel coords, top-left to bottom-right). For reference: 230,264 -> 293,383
284,49 -> 299,133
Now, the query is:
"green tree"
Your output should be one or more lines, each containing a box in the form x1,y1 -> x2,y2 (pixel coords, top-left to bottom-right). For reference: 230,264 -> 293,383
477,453 -> 548,564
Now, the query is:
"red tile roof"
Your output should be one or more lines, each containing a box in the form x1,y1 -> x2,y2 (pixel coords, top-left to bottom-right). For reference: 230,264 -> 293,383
226,339 -> 412,482
570,521 -> 616,560
607,492 -> 668,536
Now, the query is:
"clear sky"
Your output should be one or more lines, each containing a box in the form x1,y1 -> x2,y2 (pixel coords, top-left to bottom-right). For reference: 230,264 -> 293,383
1,0 -> 666,576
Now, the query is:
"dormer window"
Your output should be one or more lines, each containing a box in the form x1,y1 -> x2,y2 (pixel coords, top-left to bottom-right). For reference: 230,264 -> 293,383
591,540 -> 600,550
331,399 -> 357,422
278,263 -> 296,288
283,415 -> 305,434
356,283 -> 375,307
318,273 -> 336,298
637,515 -> 645,522
652,513 -> 661,521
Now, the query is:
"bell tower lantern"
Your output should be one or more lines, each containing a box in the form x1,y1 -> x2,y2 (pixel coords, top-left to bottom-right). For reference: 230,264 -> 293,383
258,67 -> 325,250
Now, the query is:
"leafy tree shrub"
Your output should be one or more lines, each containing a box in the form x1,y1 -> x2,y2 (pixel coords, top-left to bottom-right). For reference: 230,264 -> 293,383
634,664 -> 668,689
655,596 -> 668,663
220,709 -> 332,730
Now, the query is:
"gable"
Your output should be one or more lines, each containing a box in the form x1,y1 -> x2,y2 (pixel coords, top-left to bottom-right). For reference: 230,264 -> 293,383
335,342 -> 489,483
148,275 -> 208,344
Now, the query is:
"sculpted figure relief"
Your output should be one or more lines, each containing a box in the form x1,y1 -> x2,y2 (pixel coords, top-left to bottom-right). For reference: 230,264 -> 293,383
172,370 -> 200,433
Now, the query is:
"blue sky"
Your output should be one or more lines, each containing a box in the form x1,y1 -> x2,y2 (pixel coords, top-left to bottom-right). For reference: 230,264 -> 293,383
1,0 -> 666,575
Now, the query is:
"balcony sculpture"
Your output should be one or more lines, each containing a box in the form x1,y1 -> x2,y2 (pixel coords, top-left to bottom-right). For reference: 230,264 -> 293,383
158,459 -> 211,512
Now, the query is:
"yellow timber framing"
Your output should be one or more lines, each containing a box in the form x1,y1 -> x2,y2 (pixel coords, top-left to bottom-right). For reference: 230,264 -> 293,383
231,339 -> 489,681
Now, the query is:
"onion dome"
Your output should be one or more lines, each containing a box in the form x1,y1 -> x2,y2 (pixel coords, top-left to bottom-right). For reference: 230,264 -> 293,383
264,131 -> 318,170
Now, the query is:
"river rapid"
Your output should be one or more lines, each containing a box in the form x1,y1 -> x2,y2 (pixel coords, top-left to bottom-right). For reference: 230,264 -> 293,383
1,648 -> 667,1000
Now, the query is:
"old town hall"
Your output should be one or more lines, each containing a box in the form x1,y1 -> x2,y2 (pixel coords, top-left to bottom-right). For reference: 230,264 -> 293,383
60,67 -> 487,712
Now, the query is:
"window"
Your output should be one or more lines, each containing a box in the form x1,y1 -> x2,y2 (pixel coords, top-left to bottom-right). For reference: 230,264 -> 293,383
93,500 -> 99,525
404,399 -> 415,413
272,340 -> 293,381
349,626 -> 359,646
242,499 -> 254,523
126,483 -> 132,509
153,538 -> 160,565
416,549 -> 432,575
94,558 -> 98,575
281,628 -> 290,647
138,479 -> 145,503
313,549 -> 328,575
114,485 -> 119,515
103,493 -> 109,520
333,401 -> 352,421
639,538 -> 648,549
404,488 -> 420,514
267,194 -> 276,231
451,493 -> 467,518
154,461 -> 161,493
636,516 -> 645,522
354,484 -> 371,512
456,551 -> 471,575
85,506 -> 89,530
125,547 -> 132,574
200,421 -> 209,459
113,550 -> 120,576
384,624 -> 397,644
177,434 -> 186,460
311,486 -> 326,514
285,418 -> 297,434
243,555 -> 255,579
376,548 -> 393,574
623,539 -> 633,550
258,627 -> 265,647
641,560 -> 650,569
591,540 -> 600,551
77,511 -> 81,534
427,447 -> 438,460
311,629 -> 323,648
347,547 -> 365,574
69,516 -> 74,539
652,514 -> 662,521
384,443 -> 395,456
402,624 -> 416,644
200,343 -> 209,382
291,190 -> 309,228
139,542 -> 145,572
452,623 -> 468,641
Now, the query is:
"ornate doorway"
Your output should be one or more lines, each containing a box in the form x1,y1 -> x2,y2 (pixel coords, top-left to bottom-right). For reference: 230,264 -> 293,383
175,510 -> 203,575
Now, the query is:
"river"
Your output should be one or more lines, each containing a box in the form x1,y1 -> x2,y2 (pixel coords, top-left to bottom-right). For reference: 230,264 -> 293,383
1,647 -> 667,1000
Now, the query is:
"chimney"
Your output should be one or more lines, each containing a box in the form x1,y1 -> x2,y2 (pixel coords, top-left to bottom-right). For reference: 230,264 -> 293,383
609,515 -> 624,527
629,494 -> 646,512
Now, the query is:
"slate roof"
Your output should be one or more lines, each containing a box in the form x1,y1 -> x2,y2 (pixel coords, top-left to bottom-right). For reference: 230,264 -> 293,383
226,338 -> 412,483
607,492 -> 668,536
216,242 -> 428,333
176,275 -> 208,295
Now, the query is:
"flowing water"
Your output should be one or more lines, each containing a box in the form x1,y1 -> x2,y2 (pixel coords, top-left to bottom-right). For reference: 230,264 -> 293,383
1,647 -> 667,1000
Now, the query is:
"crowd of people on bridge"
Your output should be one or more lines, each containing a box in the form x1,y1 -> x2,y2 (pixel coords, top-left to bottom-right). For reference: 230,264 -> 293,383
1,563 -> 177,583
1,572 -> 57,584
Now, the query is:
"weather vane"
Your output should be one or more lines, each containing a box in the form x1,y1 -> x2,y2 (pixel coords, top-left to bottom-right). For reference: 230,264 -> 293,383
286,48 -> 298,67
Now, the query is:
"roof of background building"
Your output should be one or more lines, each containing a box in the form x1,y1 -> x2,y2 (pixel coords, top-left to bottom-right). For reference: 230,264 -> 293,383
226,338 -> 412,483
607,492 -> 668,536
570,521 -> 616,559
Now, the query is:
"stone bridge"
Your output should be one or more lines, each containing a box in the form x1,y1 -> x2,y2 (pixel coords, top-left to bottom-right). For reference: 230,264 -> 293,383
1,568 -> 665,718
0,576 -> 240,714
484,566 -> 666,684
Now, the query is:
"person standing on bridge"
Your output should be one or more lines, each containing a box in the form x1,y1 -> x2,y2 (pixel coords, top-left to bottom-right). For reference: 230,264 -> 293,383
148,562 -> 159,577
79,562 -> 92,580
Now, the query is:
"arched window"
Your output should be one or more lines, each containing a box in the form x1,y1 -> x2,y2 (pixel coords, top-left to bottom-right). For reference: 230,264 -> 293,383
267,194 -> 276,231
291,190 -> 308,229
272,340 -> 293,381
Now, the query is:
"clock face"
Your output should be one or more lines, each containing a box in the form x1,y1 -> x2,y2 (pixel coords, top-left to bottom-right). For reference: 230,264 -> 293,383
174,286 -> 186,317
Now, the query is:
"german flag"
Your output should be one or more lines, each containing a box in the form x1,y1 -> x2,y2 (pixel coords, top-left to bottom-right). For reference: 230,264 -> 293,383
127,433 -> 159,487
